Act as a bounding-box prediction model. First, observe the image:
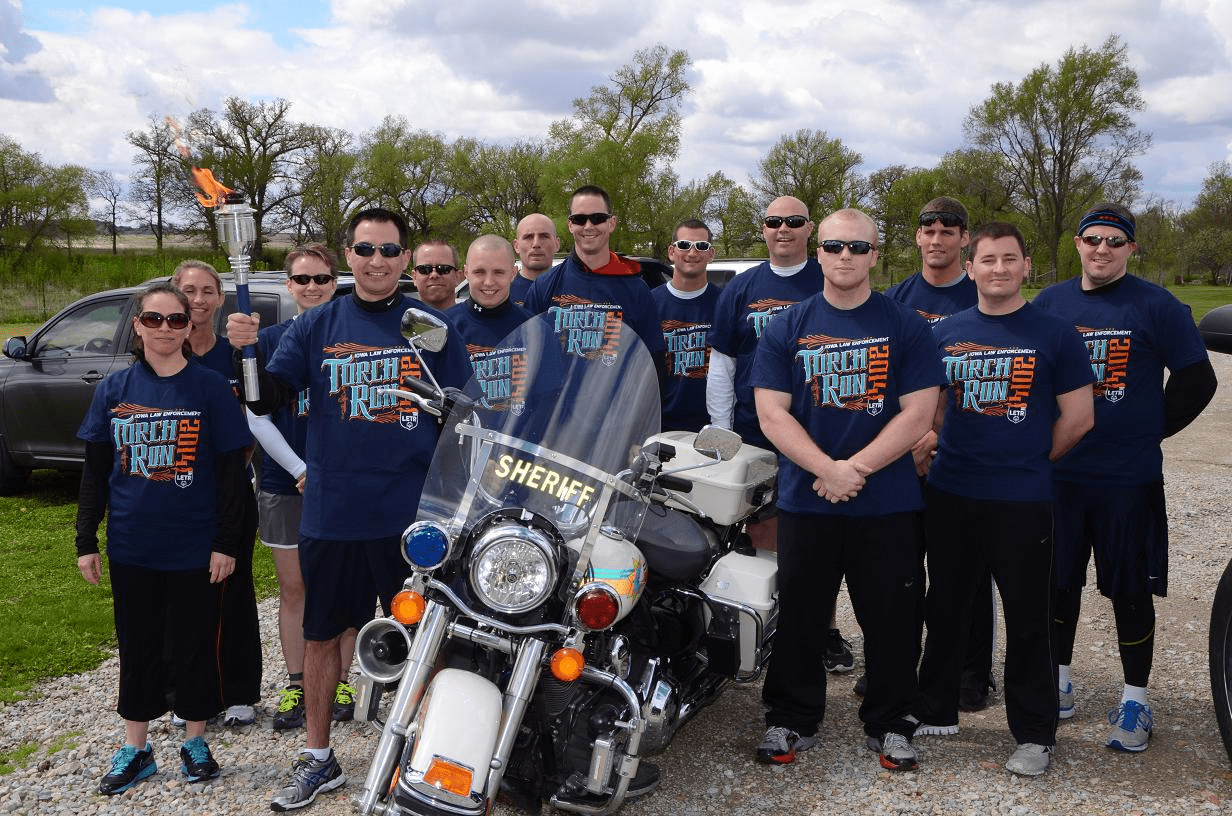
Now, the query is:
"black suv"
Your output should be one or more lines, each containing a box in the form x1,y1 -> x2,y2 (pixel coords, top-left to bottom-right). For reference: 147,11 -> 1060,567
0,271 -> 416,494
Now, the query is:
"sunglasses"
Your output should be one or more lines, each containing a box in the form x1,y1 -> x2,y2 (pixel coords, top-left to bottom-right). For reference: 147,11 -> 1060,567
413,264 -> 458,276
919,211 -> 966,228
763,215 -> 809,229
138,311 -> 190,330
672,239 -> 712,252
567,212 -> 612,226
289,273 -> 335,286
1079,234 -> 1132,248
350,242 -> 404,258
819,240 -> 875,255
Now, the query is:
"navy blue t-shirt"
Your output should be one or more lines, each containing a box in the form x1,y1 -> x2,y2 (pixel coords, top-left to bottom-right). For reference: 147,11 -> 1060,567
257,318 -> 309,496
77,359 -> 252,570
751,291 -> 944,516
652,282 -> 720,432
884,271 -> 978,326
1033,274 -> 1209,484
267,294 -> 472,540
710,259 -> 824,447
928,302 -> 1095,502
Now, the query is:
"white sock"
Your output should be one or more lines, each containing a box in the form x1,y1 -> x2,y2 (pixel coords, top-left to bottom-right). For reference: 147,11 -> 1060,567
1058,665 -> 1071,689
305,746 -> 332,761
1121,684 -> 1148,705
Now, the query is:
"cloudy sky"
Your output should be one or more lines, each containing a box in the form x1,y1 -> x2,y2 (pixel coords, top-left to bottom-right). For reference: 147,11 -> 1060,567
2,0 -> 1230,215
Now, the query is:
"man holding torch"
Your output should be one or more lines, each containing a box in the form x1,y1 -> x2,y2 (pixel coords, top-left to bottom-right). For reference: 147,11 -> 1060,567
227,208 -> 471,811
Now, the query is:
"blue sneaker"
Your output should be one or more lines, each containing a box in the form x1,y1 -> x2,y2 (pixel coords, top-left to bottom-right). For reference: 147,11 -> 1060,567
1106,700 -> 1152,752
180,735 -> 220,782
99,743 -> 156,794
270,750 -> 346,811
1059,682 -> 1075,720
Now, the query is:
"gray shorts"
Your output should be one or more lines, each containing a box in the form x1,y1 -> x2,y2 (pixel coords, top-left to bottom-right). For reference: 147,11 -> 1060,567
258,490 -> 302,549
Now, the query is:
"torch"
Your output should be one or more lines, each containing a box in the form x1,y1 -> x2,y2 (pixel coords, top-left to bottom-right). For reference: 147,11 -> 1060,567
215,193 -> 260,401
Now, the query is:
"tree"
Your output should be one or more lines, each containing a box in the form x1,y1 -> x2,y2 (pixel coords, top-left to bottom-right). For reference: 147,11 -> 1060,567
1181,161 -> 1232,285
354,117 -> 462,246
0,136 -> 93,274
710,176 -> 764,258
750,129 -> 864,218
545,44 -> 691,252
963,35 -> 1151,282
451,138 -> 550,237
289,126 -> 358,251
126,116 -> 185,250
185,98 -> 321,257
91,171 -> 123,254
1132,196 -> 1182,287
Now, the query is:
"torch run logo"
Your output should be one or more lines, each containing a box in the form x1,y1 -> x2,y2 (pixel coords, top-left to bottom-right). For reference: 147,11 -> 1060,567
466,345 -> 529,413
941,342 -> 1038,423
321,343 -> 423,428
110,404 -> 202,487
547,296 -> 623,364
1077,326 -> 1131,403
796,335 -> 889,415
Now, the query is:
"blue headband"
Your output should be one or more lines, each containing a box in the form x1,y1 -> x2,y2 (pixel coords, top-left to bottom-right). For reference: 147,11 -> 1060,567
1078,210 -> 1135,242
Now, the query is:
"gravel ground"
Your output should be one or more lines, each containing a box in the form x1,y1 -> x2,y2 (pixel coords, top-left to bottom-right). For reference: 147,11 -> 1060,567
2,353 -> 1230,816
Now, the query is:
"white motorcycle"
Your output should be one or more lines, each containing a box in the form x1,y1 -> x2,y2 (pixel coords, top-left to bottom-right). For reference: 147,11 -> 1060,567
351,310 -> 779,815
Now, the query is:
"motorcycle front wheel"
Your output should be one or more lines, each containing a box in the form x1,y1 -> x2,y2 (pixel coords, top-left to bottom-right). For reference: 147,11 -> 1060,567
1209,555 -> 1232,765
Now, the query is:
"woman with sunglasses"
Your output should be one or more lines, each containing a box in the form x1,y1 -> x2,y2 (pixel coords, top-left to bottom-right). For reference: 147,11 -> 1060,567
75,282 -> 252,794
242,245 -> 357,730
172,260 -> 264,728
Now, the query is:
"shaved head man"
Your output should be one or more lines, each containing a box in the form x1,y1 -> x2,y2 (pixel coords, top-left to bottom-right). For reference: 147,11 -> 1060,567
511,213 -> 561,307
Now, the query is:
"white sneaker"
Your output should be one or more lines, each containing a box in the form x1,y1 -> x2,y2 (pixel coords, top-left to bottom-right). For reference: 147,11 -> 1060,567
1006,743 -> 1051,775
170,713 -> 186,728
222,704 -> 256,726
1058,682 -> 1075,720
913,721 -> 959,737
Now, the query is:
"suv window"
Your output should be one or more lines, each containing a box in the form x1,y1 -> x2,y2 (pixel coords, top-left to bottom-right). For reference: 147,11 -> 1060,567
30,300 -> 126,358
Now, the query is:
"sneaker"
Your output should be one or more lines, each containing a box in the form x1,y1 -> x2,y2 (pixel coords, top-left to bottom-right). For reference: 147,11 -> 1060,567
179,736 -> 220,782
754,725 -> 817,764
99,743 -> 157,794
1106,700 -> 1152,752
853,672 -> 867,697
270,750 -> 347,812
866,732 -> 918,771
1058,682 -> 1075,720
170,713 -> 186,728
223,704 -> 256,726
822,629 -> 854,674
913,721 -> 959,737
1006,742 -> 1051,775
273,686 -> 306,731
332,682 -> 357,722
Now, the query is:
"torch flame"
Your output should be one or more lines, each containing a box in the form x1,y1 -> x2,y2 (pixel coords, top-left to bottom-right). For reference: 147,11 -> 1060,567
191,166 -> 233,208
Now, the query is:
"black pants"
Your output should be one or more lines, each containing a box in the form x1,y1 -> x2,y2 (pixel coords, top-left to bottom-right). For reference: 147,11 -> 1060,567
763,510 -> 923,740
917,486 -> 1057,746
217,487 -> 262,707
112,560 -> 223,723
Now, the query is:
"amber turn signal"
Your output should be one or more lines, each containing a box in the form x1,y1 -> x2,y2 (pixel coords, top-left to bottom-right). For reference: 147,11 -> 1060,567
391,590 -> 425,625
550,647 -> 586,682
423,756 -> 473,796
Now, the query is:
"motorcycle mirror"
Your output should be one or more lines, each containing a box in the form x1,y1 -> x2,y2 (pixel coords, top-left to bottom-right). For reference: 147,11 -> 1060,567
693,425 -> 742,462
400,308 -> 449,353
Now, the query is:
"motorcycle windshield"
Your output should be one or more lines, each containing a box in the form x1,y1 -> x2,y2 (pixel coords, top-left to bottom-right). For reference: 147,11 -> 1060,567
417,312 -> 661,563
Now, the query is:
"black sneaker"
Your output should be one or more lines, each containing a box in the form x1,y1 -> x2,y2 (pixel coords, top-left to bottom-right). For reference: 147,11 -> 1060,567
853,672 -> 868,697
822,628 -> 854,673
332,681 -> 356,722
180,736 -> 220,782
270,750 -> 346,811
273,685 -> 306,730
755,726 -> 817,764
866,732 -> 918,772
958,686 -> 991,712
99,743 -> 156,794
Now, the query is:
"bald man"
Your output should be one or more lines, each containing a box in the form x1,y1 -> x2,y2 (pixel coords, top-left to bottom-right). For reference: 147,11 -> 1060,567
751,208 -> 942,773
446,234 -> 531,358
511,213 -> 561,307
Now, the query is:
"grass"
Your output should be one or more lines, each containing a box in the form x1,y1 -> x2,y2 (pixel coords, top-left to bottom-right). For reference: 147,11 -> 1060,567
0,469 -> 277,706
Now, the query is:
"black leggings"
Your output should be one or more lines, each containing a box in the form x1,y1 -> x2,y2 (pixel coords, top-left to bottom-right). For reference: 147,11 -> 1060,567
1053,587 -> 1155,688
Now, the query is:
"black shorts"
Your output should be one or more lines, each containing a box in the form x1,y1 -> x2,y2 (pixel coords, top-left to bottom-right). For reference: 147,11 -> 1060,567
1052,480 -> 1168,597
299,535 -> 410,641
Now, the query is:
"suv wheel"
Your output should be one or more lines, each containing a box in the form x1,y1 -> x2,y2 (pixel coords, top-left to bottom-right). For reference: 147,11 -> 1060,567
0,436 -> 30,496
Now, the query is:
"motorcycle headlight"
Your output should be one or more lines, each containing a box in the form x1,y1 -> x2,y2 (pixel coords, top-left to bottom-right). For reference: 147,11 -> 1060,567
401,521 -> 451,570
468,523 -> 558,615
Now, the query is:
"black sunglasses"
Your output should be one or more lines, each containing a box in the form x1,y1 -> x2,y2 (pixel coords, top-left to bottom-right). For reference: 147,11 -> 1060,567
919,211 -> 966,229
138,311 -> 190,330
413,263 -> 458,276
820,240 -> 875,255
763,215 -> 809,229
1079,234 -> 1132,248
567,212 -> 612,226
289,273 -> 336,286
350,242 -> 404,258
672,239 -> 712,252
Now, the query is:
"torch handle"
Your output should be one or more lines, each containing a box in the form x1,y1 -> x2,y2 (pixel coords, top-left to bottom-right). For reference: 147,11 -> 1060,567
231,262 -> 261,402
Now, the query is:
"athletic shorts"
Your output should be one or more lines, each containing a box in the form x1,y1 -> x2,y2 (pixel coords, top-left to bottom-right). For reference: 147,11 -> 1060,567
299,535 -> 409,641
258,490 -> 302,549
1052,480 -> 1168,598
